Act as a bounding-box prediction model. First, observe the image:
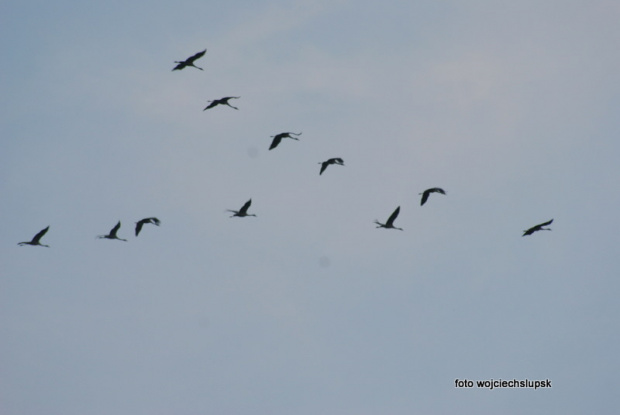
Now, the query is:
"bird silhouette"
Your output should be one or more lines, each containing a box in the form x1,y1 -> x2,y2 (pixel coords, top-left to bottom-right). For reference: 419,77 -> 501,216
135,217 -> 161,237
419,187 -> 446,206
522,219 -> 553,236
97,221 -> 127,241
375,206 -> 403,230
203,96 -> 240,111
172,49 -> 206,71
18,226 -> 50,247
319,158 -> 345,175
269,132 -> 302,150
228,199 -> 256,217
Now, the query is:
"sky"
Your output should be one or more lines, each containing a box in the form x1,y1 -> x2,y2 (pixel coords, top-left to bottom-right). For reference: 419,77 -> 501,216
2,0 -> 620,413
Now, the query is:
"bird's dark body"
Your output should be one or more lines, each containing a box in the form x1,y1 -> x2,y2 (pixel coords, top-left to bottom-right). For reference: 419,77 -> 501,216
228,199 -> 256,217
203,96 -> 240,111
522,219 -> 553,236
420,188 -> 446,206
135,217 -> 161,236
97,221 -> 127,241
319,158 -> 344,175
18,226 -> 50,247
269,132 -> 302,150
173,49 -> 206,71
375,206 -> 403,230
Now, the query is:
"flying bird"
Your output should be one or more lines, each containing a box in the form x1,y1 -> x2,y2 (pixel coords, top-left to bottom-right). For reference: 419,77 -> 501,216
228,199 -> 256,217
97,221 -> 127,241
135,217 -> 161,236
319,158 -> 345,175
203,96 -> 240,111
269,132 -> 302,150
522,219 -> 553,236
419,187 -> 446,206
172,49 -> 206,71
18,226 -> 50,247
374,206 -> 403,230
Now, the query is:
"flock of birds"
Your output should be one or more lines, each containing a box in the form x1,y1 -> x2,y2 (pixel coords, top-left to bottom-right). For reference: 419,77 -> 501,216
17,48 -> 554,248
18,218 -> 161,247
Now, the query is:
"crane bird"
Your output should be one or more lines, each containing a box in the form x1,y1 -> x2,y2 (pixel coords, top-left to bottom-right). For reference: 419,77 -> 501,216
319,158 -> 345,175
172,49 -> 206,71
203,96 -> 240,111
135,217 -> 161,237
97,221 -> 127,241
419,187 -> 446,206
269,132 -> 302,150
228,199 -> 256,218
522,219 -> 553,236
18,226 -> 50,247
374,206 -> 403,231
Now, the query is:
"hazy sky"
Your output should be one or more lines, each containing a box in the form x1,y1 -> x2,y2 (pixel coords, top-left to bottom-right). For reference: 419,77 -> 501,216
2,1 -> 620,414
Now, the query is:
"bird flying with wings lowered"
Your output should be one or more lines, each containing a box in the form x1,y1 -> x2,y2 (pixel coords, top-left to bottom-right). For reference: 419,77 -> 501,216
419,188 -> 446,206
522,219 -> 553,236
172,49 -> 206,71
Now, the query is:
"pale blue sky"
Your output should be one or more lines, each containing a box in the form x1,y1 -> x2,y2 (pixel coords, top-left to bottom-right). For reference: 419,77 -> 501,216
2,1 -> 620,414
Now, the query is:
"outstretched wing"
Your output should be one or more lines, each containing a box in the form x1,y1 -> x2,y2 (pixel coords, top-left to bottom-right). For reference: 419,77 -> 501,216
319,161 -> 329,175
135,221 -> 145,236
537,219 -> 553,227
110,221 -> 121,237
386,206 -> 400,227
186,49 -> 206,64
240,199 -> 252,214
32,226 -> 50,243
269,136 -> 282,150
420,190 -> 430,206
203,100 -> 219,110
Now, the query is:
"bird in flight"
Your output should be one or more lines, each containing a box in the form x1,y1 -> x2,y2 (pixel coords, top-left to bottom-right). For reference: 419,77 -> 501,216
228,199 -> 256,217
135,217 -> 161,237
172,49 -> 207,71
97,221 -> 127,241
18,226 -> 50,247
374,206 -> 403,230
319,158 -> 345,175
269,132 -> 302,150
203,96 -> 240,111
419,187 -> 446,206
522,219 -> 553,236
